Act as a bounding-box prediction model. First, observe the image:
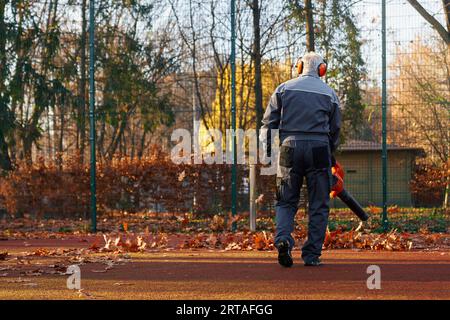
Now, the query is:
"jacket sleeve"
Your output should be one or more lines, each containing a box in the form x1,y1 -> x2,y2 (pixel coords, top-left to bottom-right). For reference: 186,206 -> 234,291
329,91 -> 341,153
261,86 -> 283,131
260,85 -> 283,157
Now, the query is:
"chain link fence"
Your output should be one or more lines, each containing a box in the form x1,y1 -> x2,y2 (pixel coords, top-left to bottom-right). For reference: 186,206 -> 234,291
0,0 -> 448,231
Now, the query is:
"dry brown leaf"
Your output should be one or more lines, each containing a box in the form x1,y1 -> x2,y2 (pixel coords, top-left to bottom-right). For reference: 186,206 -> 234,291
206,234 -> 220,248
114,282 -> 134,286
368,205 -> 382,214
387,205 -> 400,214
21,282 -> 38,287
22,269 -> 44,276
0,266 -> 12,271
91,269 -> 107,273
7,278 -> 31,283
77,289 -> 95,299
31,248 -> 51,256
89,241 -> 100,251
0,251 -> 8,260
253,231 -> 272,251
210,215 -> 225,232
255,194 -> 265,204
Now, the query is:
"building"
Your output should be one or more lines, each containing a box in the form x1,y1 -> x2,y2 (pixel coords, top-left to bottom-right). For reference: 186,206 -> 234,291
331,140 -> 424,208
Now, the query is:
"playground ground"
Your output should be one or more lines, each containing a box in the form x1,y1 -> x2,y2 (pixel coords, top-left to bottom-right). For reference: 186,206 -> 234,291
0,235 -> 449,300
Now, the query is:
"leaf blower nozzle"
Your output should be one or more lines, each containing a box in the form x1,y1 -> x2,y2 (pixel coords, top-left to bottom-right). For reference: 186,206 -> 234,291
330,161 -> 369,221
336,189 -> 369,221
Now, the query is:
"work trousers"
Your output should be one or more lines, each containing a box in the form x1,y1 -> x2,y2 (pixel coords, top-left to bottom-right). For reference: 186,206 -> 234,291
274,138 -> 332,262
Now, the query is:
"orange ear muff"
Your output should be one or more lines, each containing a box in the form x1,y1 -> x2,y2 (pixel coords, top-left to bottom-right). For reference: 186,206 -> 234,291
318,63 -> 327,77
318,60 -> 327,77
296,60 -> 303,75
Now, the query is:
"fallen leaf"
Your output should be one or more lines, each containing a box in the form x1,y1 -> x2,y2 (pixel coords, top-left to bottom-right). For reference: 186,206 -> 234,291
31,248 -> 51,256
7,278 -> 31,283
253,231 -> 272,251
0,267 -> 12,272
21,282 -> 38,287
255,194 -> 265,204
114,282 -> 134,286
89,241 -> 100,251
368,205 -> 382,214
177,170 -> 186,182
77,289 -> 95,299
387,205 -> 400,214
22,269 -> 44,276
0,252 -> 8,260
91,269 -> 107,273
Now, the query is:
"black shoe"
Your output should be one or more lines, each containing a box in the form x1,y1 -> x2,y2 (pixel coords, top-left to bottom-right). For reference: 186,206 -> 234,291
304,258 -> 322,267
276,241 -> 293,268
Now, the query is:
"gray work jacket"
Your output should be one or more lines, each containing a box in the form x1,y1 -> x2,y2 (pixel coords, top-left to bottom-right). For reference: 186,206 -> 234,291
261,73 -> 341,152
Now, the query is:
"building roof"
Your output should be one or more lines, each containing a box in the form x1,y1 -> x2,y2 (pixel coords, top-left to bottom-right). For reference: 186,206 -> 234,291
339,140 -> 425,154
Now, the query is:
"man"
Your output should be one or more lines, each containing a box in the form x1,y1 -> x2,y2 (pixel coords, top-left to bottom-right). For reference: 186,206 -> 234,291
260,52 -> 341,267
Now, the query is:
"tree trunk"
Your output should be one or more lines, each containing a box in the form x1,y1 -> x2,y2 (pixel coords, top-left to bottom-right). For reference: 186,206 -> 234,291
98,119 -> 106,159
138,130 -> 147,159
444,175 -> 449,210
0,0 -> 12,171
57,100 -> 64,169
106,117 -> 128,159
250,0 -> 263,231
78,0 -> 87,163
305,0 -> 315,51
0,131 -> 12,171
22,131 -> 33,165
444,0 -> 450,33
252,0 -> 263,133
9,0 -> 25,163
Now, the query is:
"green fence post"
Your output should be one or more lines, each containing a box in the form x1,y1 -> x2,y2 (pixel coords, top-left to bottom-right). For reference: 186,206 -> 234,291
381,0 -> 389,231
89,0 -> 97,233
230,0 -> 237,231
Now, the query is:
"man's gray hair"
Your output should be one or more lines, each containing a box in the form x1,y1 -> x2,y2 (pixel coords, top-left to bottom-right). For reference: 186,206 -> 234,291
301,51 -> 325,75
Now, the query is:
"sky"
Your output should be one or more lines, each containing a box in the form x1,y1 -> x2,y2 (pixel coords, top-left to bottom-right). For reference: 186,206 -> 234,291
354,0 -> 446,81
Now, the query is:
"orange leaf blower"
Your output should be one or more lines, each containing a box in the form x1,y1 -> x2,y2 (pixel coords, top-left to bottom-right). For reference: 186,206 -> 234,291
330,161 -> 369,221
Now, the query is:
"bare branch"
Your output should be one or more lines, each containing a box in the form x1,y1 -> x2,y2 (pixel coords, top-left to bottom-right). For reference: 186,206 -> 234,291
407,0 -> 450,45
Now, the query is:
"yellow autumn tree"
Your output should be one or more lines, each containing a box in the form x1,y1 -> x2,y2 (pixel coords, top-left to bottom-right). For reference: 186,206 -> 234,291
389,37 -> 449,208
198,59 -> 293,152
389,37 -> 449,165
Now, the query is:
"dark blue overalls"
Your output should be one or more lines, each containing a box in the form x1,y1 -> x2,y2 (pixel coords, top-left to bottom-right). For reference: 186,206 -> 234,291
261,72 -> 341,264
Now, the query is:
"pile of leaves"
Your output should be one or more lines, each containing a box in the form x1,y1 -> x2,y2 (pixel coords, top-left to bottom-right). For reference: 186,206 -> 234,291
94,233 -> 169,253
179,231 -> 274,251
323,228 -> 413,250
0,246 -> 132,282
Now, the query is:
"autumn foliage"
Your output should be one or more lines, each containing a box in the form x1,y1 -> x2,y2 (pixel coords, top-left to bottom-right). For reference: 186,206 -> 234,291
411,162 -> 449,207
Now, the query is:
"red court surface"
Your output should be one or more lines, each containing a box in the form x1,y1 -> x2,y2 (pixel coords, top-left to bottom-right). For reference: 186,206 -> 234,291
1,237 -> 449,299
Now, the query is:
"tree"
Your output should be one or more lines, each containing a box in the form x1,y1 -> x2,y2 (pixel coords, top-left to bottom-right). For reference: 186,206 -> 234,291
406,0 -> 449,46
78,0 -> 88,162
95,1 -> 176,159
0,0 -> 13,171
390,38 -> 449,165
389,37 -> 449,207
289,0 -> 367,140
203,61 -> 291,152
